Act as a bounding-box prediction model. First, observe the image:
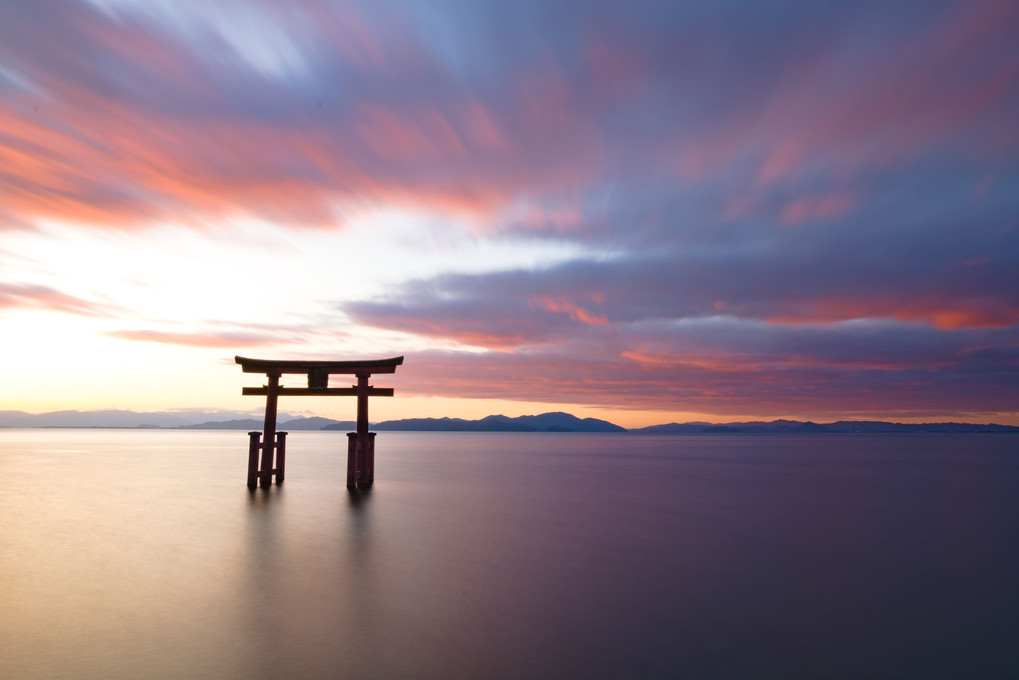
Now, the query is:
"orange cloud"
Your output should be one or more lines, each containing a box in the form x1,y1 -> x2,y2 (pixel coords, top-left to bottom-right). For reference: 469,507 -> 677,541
4,86 -> 600,229
0,14 -> 598,232
911,307 -> 1019,331
531,295 -> 608,326
619,350 -> 744,371
388,344 -> 1019,420
767,298 -> 1019,330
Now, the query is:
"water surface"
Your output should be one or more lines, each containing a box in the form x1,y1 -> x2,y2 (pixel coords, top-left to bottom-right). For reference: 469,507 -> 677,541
1,430 -> 1017,679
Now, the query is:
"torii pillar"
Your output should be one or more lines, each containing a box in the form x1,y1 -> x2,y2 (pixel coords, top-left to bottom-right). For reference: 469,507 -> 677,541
235,355 -> 403,490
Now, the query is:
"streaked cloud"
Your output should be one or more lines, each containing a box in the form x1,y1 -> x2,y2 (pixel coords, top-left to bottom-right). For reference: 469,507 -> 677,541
385,317 -> 1019,419
0,0 -> 1016,423
105,329 -> 280,348
0,282 -> 115,317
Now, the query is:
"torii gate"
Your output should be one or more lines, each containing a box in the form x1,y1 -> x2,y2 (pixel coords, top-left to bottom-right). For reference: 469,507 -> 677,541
235,355 -> 404,490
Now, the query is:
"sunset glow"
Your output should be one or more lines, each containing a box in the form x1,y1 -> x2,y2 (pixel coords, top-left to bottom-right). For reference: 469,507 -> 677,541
1,0 -> 1017,427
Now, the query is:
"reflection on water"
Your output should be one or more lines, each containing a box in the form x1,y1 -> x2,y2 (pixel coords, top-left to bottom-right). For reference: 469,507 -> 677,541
1,430 -> 1018,679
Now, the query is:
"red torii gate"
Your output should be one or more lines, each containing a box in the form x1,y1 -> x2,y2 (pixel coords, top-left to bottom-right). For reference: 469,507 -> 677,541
236,355 -> 404,490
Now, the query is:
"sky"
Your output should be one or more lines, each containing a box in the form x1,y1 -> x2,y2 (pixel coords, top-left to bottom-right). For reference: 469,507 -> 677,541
1,0 -> 1017,428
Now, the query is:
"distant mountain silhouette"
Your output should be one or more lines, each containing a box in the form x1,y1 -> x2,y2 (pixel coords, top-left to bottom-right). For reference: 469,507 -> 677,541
181,416 -> 356,430
325,415 -> 533,432
513,412 -> 627,432
0,409 -> 262,429
354,412 -> 626,432
180,418 -> 264,430
1,409 -> 1016,433
0,409 -> 326,429
0,409 -> 157,428
282,416 -> 356,430
632,420 -> 1019,433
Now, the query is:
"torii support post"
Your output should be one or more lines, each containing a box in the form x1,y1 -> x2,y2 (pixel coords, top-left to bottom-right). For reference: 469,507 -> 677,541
247,431 -> 260,488
275,431 -> 287,484
260,372 -> 280,488
246,430 -> 288,489
346,432 -> 376,489
345,372 -> 377,489
236,355 -> 403,489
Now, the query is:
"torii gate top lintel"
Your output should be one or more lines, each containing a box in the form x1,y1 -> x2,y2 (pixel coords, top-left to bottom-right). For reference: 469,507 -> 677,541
235,355 -> 404,376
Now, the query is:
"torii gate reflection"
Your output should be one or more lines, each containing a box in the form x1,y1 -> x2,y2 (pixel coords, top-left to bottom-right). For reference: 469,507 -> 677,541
235,355 -> 404,490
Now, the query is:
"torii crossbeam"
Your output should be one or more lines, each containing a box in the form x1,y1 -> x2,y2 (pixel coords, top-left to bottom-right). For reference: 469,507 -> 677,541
236,355 -> 404,490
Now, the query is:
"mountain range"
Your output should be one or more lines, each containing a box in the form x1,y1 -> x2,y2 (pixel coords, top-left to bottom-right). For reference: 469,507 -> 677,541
329,413 -> 626,432
1,409 -> 1016,433
633,419 -> 1019,433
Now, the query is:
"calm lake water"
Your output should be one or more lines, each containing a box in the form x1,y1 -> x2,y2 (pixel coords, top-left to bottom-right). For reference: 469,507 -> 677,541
1,430 -> 1017,679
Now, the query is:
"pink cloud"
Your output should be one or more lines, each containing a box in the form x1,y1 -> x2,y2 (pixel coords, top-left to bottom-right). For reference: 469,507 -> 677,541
766,297 -> 1019,330
531,295 -> 608,326
388,345 -> 1018,420
671,1 -> 1019,188
0,283 -> 113,316
458,99 -> 509,150
356,105 -> 467,162
106,329 -> 279,348
780,192 -> 858,227
315,6 -> 395,74
518,69 -> 573,133
511,205 -> 585,232
0,85 -> 601,230
0,92 -> 506,227
0,6 -> 605,232
584,36 -> 646,103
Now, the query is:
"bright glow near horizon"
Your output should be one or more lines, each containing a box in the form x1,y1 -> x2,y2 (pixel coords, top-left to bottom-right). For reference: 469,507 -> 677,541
1,1 -> 1017,427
